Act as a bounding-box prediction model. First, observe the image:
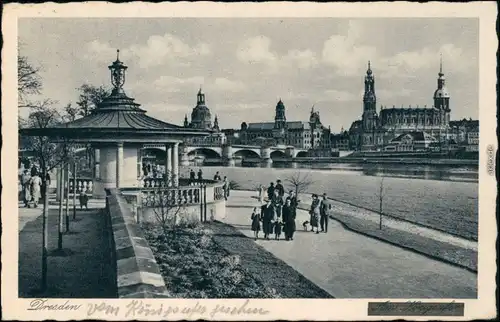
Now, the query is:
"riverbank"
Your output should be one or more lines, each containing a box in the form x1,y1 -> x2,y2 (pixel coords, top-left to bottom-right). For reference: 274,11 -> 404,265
191,166 -> 478,240
295,157 -> 478,166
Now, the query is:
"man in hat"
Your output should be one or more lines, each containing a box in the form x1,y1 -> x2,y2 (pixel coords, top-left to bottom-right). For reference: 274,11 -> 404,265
320,193 -> 329,233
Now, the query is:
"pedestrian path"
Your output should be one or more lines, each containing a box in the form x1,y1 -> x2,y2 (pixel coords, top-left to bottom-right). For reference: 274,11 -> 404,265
224,191 -> 477,298
228,190 -> 477,250
18,198 -> 115,298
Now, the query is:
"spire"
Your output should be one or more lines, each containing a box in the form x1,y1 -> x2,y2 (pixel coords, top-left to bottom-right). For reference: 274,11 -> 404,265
116,49 -> 120,61
439,53 -> 444,77
367,60 -> 372,75
197,87 -> 205,105
213,114 -> 219,130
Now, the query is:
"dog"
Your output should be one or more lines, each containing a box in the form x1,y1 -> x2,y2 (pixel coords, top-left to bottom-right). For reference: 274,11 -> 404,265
302,220 -> 310,231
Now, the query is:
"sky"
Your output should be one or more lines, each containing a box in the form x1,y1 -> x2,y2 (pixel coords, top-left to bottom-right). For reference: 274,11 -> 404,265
18,18 -> 479,132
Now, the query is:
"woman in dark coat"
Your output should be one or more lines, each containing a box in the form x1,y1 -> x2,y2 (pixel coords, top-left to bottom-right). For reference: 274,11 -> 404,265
271,188 -> 283,219
250,207 -> 261,240
309,194 -> 321,234
261,201 -> 274,240
282,198 -> 296,241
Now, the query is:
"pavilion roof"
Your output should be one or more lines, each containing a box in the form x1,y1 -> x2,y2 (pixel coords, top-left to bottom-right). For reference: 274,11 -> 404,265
20,50 -> 212,141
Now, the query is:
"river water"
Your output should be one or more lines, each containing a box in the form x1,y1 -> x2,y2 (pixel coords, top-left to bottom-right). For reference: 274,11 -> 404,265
189,163 -> 478,241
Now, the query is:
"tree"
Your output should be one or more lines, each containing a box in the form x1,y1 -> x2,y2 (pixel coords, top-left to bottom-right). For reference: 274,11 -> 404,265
18,55 -> 42,107
377,177 -> 386,230
74,84 -> 111,168
150,172 -> 187,238
285,171 -> 313,202
75,84 -> 110,117
21,99 -> 74,292
63,103 -> 79,122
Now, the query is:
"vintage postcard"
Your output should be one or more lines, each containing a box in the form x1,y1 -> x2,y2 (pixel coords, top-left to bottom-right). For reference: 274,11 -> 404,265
2,1 -> 497,321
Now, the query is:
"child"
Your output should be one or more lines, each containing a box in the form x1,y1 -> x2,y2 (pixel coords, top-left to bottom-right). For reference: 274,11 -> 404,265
250,207 -> 261,240
274,220 -> 283,240
79,189 -> 89,210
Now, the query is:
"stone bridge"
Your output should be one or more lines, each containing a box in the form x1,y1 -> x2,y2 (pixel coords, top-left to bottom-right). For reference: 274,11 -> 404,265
72,143 -> 308,166
142,143 -> 308,165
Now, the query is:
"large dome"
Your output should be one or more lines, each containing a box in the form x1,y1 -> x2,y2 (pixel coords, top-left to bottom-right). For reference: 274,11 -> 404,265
191,104 -> 211,122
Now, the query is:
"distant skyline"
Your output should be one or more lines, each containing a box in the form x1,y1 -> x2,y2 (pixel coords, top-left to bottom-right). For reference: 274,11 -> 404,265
18,18 -> 479,132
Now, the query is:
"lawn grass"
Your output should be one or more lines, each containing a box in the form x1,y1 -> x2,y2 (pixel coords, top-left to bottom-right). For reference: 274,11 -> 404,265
327,210 -> 477,273
142,221 -> 332,298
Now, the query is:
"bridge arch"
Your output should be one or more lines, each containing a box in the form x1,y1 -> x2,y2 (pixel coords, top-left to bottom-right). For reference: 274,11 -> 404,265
270,150 -> 287,160
295,151 -> 308,158
187,148 -> 221,159
234,149 -> 261,159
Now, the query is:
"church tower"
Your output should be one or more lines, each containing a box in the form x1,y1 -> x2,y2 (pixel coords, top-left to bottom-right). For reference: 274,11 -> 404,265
433,55 -> 451,129
433,55 -> 451,111
274,99 -> 287,129
362,61 -> 378,132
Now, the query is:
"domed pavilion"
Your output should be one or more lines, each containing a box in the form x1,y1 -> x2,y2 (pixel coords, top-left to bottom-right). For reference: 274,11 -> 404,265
20,50 -> 212,198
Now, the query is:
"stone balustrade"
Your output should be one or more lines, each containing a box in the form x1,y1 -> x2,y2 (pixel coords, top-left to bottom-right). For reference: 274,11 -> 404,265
214,185 -> 225,201
140,186 -> 202,208
68,177 -> 93,194
120,179 -> 226,223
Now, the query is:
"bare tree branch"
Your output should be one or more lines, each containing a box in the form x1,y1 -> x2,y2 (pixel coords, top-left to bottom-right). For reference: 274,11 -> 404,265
285,171 -> 314,200
151,171 -> 187,237
18,55 -> 43,106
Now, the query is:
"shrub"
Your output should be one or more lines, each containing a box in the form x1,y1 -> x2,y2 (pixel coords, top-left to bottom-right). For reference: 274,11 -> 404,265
229,180 -> 240,190
177,210 -> 201,229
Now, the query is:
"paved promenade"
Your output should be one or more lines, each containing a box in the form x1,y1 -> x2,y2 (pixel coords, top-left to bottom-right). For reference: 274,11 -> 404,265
225,190 -> 477,298
18,198 -> 116,298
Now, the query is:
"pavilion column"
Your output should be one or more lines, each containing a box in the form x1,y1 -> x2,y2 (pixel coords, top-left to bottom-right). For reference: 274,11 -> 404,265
166,144 -> 172,185
116,142 -> 123,189
94,148 -> 100,180
172,143 -> 179,186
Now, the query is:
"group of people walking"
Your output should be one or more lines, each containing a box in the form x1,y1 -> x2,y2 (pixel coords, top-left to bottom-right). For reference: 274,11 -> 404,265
251,179 -> 330,240
251,179 -> 298,241
19,166 -> 47,208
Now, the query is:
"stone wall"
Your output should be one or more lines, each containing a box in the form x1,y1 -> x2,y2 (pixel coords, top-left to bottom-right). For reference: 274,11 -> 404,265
105,188 -> 170,298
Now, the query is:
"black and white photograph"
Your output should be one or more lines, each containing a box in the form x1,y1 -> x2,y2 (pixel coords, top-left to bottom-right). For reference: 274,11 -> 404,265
2,2 -> 497,321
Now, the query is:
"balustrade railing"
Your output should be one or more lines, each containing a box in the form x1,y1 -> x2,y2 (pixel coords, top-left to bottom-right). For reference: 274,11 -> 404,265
140,186 -> 202,208
123,177 -> 225,208
214,185 -> 225,201
69,178 -> 93,195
